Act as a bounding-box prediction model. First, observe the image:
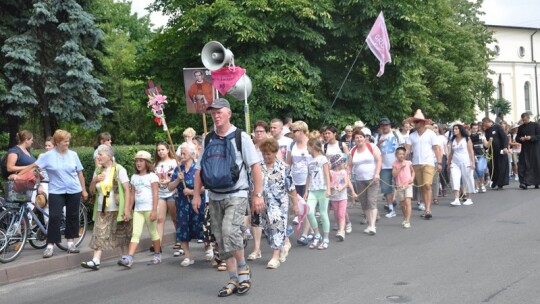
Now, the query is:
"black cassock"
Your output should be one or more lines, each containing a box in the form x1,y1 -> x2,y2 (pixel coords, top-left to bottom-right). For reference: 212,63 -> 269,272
485,123 -> 509,187
516,122 -> 540,186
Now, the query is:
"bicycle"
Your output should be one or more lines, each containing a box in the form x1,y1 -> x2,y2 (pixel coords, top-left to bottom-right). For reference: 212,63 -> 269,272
0,179 -> 88,263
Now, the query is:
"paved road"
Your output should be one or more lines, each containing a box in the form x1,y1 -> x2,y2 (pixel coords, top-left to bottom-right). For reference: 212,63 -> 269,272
2,181 -> 540,304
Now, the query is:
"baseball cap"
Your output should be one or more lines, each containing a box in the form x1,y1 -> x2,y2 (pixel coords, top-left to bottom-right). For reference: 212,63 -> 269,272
379,118 -> 391,125
206,98 -> 230,111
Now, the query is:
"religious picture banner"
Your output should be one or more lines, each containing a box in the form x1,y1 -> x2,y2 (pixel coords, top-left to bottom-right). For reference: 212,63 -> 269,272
183,68 -> 214,114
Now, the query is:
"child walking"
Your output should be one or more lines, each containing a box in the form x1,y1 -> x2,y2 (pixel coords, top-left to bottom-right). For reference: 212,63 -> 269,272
329,154 -> 357,241
119,151 -> 162,268
304,139 -> 332,249
392,147 -> 415,229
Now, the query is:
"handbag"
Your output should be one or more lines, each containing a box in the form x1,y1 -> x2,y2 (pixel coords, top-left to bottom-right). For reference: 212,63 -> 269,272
12,171 -> 38,193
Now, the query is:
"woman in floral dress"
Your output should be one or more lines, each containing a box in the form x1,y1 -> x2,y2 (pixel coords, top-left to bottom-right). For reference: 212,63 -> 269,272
259,138 -> 299,269
168,142 -> 205,267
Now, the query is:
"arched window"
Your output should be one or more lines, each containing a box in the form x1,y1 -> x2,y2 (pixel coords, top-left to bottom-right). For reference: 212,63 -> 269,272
524,81 -> 531,111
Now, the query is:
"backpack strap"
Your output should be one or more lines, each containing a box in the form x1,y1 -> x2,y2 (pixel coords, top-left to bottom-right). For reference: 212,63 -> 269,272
323,142 -> 328,154
324,142 -> 344,154
366,143 -> 374,155
289,141 -> 296,151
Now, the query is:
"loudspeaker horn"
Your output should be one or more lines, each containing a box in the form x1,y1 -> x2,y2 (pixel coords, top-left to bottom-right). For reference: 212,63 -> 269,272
201,41 -> 234,71
227,74 -> 252,100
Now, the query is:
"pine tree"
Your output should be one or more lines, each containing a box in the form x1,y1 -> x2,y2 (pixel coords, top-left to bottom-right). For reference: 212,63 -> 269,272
1,0 -> 110,140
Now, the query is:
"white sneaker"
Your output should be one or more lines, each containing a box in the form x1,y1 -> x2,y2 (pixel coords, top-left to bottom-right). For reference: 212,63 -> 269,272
345,222 -> 352,234
292,216 -> 299,225
418,203 -> 425,211
385,210 -> 396,218
450,198 -> 461,206
403,221 -> 411,229
514,175 -> 519,181
462,199 -> 474,206
480,185 -> 486,193
180,258 -> 194,267
363,227 -> 376,235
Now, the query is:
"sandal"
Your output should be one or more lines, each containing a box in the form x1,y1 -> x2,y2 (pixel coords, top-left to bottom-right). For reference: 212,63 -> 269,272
297,236 -> 308,246
173,243 -> 182,249
217,261 -> 227,271
217,280 -> 239,297
237,266 -> 252,295
266,258 -> 280,269
247,251 -> 261,261
423,212 -> 433,220
309,237 -> 320,249
317,240 -> 329,250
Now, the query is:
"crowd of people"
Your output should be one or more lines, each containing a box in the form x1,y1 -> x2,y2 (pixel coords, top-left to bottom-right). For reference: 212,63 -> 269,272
5,102 -> 540,297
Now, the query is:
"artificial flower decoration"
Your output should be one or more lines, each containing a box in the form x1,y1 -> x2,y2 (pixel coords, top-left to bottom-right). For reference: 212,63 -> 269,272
147,94 -> 168,126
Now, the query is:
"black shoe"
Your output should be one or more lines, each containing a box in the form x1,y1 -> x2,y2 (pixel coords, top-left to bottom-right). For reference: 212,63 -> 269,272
535,185 -> 539,189
519,183 -> 528,190
383,205 -> 390,212
491,182 -> 497,189
81,261 -> 100,270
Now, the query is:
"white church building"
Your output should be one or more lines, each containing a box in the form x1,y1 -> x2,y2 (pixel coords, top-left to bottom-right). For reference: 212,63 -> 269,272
486,25 -> 540,123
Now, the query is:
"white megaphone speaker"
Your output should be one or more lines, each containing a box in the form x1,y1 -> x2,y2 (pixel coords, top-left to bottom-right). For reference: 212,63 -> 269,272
227,74 -> 252,100
201,41 -> 234,71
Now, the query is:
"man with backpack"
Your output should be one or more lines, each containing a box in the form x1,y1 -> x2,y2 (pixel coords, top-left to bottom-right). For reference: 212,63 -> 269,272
192,98 -> 263,297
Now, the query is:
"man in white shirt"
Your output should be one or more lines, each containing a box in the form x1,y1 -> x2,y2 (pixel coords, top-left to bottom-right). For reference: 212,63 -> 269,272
271,118 -> 293,160
405,110 -> 442,220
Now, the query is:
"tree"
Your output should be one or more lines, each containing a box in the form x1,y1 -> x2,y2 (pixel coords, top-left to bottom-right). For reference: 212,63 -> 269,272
144,0 -> 494,133
1,0 -> 110,143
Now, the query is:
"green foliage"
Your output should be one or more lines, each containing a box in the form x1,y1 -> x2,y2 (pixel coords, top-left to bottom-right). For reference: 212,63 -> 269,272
1,0 -> 110,141
490,98 -> 512,116
146,0 -> 494,132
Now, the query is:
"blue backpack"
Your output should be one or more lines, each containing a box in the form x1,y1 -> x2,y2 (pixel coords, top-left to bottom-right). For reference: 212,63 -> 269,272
201,129 -> 244,192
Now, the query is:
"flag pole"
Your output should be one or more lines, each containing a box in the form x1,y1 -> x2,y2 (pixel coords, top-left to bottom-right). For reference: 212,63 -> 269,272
322,41 -> 367,127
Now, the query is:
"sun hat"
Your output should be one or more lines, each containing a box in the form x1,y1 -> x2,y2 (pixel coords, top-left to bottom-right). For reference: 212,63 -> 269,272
134,150 -> 152,161
354,120 -> 366,128
405,109 -> 433,125
35,193 -> 48,208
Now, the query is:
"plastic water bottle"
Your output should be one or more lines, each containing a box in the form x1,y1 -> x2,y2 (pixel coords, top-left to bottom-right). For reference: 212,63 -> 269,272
286,225 -> 293,237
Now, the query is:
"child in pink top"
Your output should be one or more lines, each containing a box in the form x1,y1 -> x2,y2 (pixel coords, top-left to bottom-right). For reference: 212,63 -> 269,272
392,147 -> 415,228
329,155 -> 357,241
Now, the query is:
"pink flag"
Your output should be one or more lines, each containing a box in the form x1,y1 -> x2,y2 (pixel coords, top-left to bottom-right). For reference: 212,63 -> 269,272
366,12 -> 391,77
211,66 -> 246,95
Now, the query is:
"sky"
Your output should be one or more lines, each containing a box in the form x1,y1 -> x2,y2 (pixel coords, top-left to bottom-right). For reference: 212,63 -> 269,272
130,0 -> 540,29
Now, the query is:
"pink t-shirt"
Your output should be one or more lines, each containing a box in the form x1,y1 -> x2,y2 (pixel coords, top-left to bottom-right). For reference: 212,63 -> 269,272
392,160 -> 413,188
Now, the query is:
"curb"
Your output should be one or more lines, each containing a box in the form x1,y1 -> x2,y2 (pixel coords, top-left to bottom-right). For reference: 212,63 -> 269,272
0,231 -> 176,285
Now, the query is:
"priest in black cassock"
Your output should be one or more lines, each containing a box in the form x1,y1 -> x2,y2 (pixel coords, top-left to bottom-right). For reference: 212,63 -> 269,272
516,112 -> 540,189
482,117 -> 510,189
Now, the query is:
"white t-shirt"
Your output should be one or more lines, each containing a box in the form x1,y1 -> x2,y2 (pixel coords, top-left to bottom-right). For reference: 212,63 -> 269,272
277,136 -> 293,160
406,129 -> 438,166
130,173 -> 159,211
436,135 -> 448,155
377,131 -> 403,169
451,138 -> 472,166
352,145 -> 378,181
155,159 -> 177,199
95,166 -> 129,212
290,144 -> 312,186
308,155 -> 328,191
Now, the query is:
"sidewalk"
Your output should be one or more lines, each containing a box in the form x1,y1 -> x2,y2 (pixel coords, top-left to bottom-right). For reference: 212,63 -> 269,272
0,221 -> 177,285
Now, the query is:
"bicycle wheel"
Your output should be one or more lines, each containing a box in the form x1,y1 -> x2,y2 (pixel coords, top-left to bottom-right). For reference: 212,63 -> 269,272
28,208 -> 48,249
0,209 -> 28,263
56,202 -> 88,251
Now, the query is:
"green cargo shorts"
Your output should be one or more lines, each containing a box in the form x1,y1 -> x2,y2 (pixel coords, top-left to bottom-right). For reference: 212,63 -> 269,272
208,197 -> 248,260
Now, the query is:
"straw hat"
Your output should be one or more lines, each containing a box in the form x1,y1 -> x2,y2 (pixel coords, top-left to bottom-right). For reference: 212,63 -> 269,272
35,193 -> 48,208
406,109 -> 433,125
354,120 -> 366,128
450,120 -> 464,126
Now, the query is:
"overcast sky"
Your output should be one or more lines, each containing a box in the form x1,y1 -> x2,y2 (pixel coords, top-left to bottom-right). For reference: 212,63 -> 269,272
130,0 -> 540,29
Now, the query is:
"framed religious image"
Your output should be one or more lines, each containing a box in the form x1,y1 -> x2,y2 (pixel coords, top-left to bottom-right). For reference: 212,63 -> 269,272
183,68 -> 214,114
